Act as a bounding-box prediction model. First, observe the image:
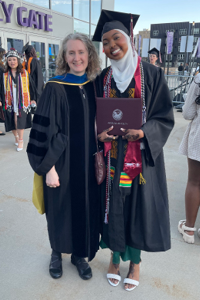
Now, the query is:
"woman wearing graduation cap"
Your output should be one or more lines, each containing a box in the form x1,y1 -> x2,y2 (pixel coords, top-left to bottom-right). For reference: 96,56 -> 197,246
0,48 -> 36,150
27,33 -> 101,280
94,10 -> 174,291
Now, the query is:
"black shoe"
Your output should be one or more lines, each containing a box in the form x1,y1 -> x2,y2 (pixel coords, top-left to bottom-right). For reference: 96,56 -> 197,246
49,252 -> 63,279
71,254 -> 92,280
0,132 -> 5,135
175,104 -> 183,109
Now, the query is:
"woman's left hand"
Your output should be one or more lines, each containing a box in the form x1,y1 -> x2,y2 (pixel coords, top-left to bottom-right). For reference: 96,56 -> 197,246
120,128 -> 144,141
31,100 -> 36,105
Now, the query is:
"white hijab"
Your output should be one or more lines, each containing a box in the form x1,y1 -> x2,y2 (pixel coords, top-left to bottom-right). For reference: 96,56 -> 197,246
107,29 -> 138,93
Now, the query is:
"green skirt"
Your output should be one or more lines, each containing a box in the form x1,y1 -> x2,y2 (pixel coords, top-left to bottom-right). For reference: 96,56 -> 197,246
100,239 -> 141,264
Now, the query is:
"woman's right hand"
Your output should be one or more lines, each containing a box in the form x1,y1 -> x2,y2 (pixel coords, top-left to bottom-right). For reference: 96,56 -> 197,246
46,166 -> 60,188
97,126 -> 118,142
0,102 -> 2,107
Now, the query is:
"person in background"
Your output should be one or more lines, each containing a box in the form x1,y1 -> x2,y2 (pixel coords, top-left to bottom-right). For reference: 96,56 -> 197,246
93,9 -> 174,292
148,47 -> 160,66
178,63 -> 184,75
178,72 -> 200,243
22,43 -> 44,101
0,48 -> 36,150
185,63 -> 189,73
0,46 -> 6,135
27,33 -> 101,280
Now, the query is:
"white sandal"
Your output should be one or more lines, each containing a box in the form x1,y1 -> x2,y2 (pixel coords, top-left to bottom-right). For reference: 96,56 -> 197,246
178,220 -> 196,244
17,139 -> 23,152
107,273 -> 121,287
124,261 -> 141,292
124,278 -> 139,291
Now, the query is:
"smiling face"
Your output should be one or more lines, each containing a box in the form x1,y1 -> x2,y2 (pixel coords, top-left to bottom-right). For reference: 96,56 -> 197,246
102,29 -> 128,60
149,54 -> 158,65
65,39 -> 88,76
7,57 -> 18,70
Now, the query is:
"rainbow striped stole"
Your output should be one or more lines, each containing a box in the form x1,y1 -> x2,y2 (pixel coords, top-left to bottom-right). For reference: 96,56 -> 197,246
4,70 -> 31,112
119,172 -> 132,188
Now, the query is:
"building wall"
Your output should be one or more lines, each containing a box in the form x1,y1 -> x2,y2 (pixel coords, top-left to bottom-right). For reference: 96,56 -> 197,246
135,29 -> 150,56
0,0 -> 114,75
150,22 -> 200,68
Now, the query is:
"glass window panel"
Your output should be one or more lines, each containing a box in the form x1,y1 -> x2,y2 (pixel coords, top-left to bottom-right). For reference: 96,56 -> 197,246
23,0 -> 49,8
74,0 -> 89,22
7,38 -> 23,53
74,19 -> 89,36
92,41 -> 100,55
48,44 -> 59,78
31,41 -> 45,69
91,24 -> 100,55
91,0 -> 101,24
51,0 -> 72,16
91,24 -> 96,37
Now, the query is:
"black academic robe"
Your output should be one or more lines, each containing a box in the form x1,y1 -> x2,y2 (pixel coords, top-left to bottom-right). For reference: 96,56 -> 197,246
29,58 -> 44,101
0,70 -> 36,132
27,80 -> 100,261
95,61 -> 174,253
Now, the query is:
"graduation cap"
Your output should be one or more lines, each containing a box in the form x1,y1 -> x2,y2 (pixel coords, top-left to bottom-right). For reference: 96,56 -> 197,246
148,47 -> 159,57
92,9 -> 140,42
22,42 -> 33,54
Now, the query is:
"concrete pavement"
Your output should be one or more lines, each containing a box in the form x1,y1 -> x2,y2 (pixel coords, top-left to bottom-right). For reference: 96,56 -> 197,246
0,110 -> 200,300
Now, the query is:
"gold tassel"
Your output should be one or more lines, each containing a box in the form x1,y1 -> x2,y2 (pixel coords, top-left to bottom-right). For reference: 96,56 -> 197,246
139,173 -> 146,185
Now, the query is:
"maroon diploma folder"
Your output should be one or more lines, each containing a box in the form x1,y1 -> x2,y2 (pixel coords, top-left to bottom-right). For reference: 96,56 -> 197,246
96,97 -> 143,136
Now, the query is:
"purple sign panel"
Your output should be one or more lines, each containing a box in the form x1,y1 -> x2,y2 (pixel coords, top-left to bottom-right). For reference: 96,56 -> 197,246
0,1 -> 53,32
197,38 -> 200,58
167,32 -> 174,54
0,1 -> 14,23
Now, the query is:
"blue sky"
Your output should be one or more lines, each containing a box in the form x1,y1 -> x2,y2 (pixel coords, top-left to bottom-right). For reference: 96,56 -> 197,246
114,0 -> 199,34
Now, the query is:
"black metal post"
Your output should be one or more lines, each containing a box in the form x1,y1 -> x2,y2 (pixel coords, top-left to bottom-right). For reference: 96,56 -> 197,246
167,54 -> 170,75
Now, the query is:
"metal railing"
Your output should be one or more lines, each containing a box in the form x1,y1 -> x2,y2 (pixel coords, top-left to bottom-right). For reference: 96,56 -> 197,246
42,69 -> 194,105
165,74 -> 194,105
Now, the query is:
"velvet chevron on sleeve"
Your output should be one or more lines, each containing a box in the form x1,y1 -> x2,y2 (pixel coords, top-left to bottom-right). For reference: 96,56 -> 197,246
27,82 -> 68,175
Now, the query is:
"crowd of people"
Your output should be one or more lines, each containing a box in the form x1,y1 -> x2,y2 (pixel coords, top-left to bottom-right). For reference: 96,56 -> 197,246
0,9 -> 199,292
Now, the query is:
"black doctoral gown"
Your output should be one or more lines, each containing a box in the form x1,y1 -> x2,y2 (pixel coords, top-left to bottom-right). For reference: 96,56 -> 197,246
95,61 -> 174,253
27,79 -> 100,261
